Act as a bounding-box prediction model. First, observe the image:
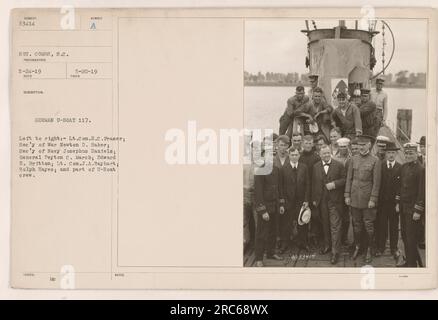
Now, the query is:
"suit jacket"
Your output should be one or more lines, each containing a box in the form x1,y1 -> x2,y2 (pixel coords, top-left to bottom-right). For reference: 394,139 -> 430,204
254,164 -> 281,214
379,160 -> 401,204
345,153 -> 382,209
281,162 -> 310,210
312,159 -> 346,207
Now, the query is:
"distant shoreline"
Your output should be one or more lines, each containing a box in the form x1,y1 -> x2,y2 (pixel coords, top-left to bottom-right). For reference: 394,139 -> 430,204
244,82 -> 426,89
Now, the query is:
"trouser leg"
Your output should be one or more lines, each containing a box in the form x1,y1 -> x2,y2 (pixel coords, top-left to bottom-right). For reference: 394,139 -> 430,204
351,207 -> 364,248
341,203 -> 350,244
279,114 -> 291,136
279,208 -> 292,248
376,204 -> 389,251
254,214 -> 269,261
388,203 -> 399,252
320,198 -> 331,249
266,211 -> 278,256
328,201 -> 342,254
363,208 -> 377,251
401,204 -> 421,267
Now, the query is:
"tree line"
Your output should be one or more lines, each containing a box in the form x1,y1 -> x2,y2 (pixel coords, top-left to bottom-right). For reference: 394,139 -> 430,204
244,71 -> 426,88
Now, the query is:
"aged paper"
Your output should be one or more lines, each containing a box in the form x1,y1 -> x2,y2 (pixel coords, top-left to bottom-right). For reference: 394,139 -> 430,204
10,7 -> 437,289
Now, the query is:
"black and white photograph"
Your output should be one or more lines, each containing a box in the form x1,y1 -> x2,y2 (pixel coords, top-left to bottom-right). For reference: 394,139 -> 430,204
243,18 -> 427,268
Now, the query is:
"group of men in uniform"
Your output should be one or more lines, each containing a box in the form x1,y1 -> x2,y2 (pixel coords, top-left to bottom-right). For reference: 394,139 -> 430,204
244,75 -> 426,268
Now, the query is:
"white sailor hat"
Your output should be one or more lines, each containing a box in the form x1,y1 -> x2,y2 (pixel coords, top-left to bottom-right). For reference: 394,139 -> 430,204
337,137 -> 351,147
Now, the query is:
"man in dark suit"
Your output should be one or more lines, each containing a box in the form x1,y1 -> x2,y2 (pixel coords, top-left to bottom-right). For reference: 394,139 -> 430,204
395,143 -> 425,267
281,147 -> 311,250
375,141 -> 401,258
312,144 -> 346,264
254,144 -> 283,267
274,135 -> 290,252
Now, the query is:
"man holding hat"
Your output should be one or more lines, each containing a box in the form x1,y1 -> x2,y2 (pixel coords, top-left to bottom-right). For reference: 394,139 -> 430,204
308,87 -> 333,141
279,86 -> 313,137
375,141 -> 402,258
371,77 -> 388,126
374,135 -> 391,161
331,90 -> 362,140
253,144 -> 284,267
281,147 -> 311,251
345,134 -> 382,263
358,88 -> 378,138
312,144 -> 346,264
395,142 -> 425,267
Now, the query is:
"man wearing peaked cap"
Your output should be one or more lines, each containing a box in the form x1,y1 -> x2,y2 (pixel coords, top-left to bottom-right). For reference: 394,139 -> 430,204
375,141 -> 402,258
345,134 -> 381,263
418,136 -> 426,166
395,142 -> 425,267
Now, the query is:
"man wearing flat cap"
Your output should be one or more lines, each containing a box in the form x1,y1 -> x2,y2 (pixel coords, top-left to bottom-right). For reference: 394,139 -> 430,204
331,90 -> 362,140
371,77 -> 388,127
395,142 -> 425,267
358,88 -> 378,138
375,141 -> 402,258
345,134 -> 382,263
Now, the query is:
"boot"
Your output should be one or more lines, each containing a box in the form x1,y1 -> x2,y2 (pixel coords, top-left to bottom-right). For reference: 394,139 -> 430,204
364,247 -> 372,264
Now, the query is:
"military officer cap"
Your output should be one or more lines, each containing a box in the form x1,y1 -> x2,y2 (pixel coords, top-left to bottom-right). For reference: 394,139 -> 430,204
385,141 -> 400,151
337,137 -> 351,147
360,88 -> 371,94
418,136 -> 426,146
309,74 -> 318,80
403,142 -> 418,151
356,134 -> 375,144
376,77 -> 385,83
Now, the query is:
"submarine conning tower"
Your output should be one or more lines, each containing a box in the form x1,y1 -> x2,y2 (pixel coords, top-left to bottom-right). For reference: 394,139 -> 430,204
301,20 -> 379,104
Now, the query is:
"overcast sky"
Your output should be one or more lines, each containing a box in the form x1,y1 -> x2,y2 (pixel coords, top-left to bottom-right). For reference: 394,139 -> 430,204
244,18 -> 428,75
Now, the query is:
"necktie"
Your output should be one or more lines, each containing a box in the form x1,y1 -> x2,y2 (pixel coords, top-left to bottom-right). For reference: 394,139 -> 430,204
388,163 -> 393,169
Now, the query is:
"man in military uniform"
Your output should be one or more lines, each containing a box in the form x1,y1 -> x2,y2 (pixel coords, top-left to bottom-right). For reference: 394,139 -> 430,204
370,77 -> 388,127
345,135 -> 382,263
395,143 -> 425,267
358,89 -> 378,138
279,86 -> 313,137
254,144 -> 284,267
331,91 -> 362,140
418,136 -> 426,166
350,138 -> 360,156
375,141 -> 401,258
